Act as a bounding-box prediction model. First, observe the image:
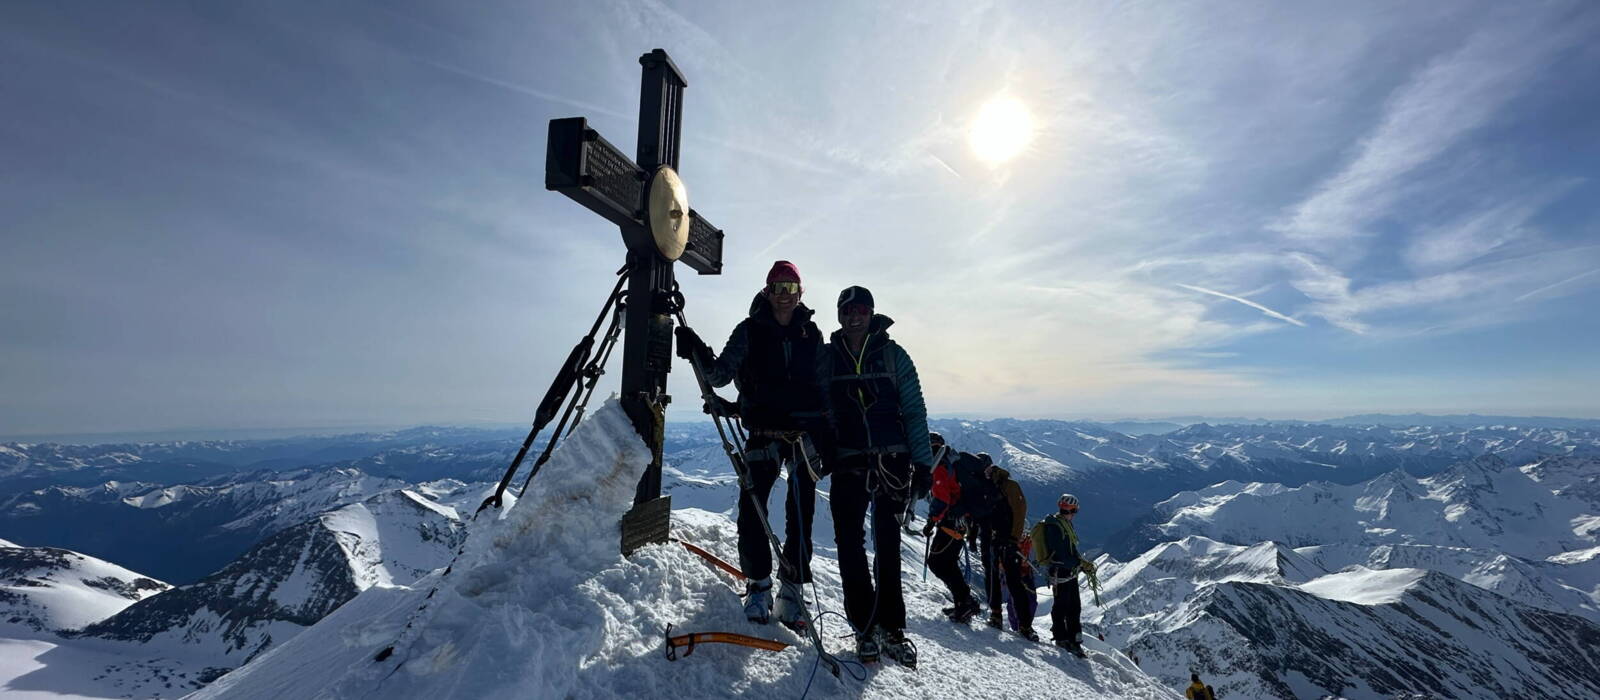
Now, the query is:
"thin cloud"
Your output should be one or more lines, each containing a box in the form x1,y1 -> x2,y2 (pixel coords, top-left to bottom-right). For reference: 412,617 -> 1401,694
1275,7 -> 1586,253
1515,269 -> 1600,302
417,57 -> 629,119
1176,284 -> 1307,327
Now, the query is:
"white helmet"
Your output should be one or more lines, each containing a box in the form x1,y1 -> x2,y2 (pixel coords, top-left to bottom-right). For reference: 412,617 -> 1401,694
1058,493 -> 1079,511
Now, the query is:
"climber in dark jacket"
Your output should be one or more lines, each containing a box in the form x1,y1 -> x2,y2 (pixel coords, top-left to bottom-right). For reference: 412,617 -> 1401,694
675,260 -> 827,628
815,285 -> 934,668
923,445 -> 987,622
973,455 -> 1039,642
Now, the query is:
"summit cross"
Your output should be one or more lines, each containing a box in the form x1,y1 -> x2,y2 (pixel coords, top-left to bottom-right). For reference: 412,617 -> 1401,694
544,49 -> 725,555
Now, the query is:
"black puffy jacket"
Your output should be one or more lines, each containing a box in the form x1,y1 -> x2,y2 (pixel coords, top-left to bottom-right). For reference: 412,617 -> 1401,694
701,293 -> 825,431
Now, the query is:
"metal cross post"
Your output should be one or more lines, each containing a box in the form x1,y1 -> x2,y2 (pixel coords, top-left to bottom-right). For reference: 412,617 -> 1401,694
544,49 -> 725,555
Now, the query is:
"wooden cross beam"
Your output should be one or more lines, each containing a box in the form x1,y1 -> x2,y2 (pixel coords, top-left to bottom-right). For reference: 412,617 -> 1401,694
544,49 -> 725,555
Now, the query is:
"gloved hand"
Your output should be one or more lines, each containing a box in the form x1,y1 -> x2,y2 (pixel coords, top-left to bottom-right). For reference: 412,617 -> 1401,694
921,520 -> 936,537
674,326 -> 710,363
1080,558 -> 1097,574
911,462 -> 932,502
1001,542 -> 1023,566
703,395 -> 739,417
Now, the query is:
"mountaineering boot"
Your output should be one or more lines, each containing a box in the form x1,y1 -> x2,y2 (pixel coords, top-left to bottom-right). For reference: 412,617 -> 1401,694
878,628 -> 918,669
1018,626 -> 1040,643
855,628 -> 881,663
743,577 -> 773,624
772,579 -> 808,630
945,598 -> 982,623
1055,638 -> 1086,658
987,611 -> 1004,629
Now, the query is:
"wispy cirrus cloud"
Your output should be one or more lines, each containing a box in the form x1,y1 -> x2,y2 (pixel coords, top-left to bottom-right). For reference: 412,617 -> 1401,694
1274,7 -> 1585,255
1276,3 -> 1596,337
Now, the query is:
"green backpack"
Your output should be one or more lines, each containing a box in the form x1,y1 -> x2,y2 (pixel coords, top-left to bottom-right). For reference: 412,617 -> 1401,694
1029,515 -> 1075,566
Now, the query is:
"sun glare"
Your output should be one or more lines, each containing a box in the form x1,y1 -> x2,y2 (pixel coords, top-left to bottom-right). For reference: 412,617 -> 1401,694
968,96 -> 1035,166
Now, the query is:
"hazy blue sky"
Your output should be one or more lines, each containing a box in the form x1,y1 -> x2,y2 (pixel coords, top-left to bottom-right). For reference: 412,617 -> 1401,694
3,0 -> 1598,437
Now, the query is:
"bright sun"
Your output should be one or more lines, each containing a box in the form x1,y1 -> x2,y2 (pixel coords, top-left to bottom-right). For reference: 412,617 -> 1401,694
968,95 -> 1035,166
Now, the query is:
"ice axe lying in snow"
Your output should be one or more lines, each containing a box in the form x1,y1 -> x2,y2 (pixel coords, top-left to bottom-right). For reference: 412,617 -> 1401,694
664,624 -> 790,660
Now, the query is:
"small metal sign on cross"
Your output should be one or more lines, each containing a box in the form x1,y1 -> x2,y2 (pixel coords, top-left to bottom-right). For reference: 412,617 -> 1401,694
544,49 -> 724,555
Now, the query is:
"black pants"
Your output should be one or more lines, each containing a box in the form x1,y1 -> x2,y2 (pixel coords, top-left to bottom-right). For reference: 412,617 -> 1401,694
980,528 -> 1035,631
736,435 -> 818,583
1051,575 -> 1082,643
927,526 -> 972,605
830,452 -> 911,634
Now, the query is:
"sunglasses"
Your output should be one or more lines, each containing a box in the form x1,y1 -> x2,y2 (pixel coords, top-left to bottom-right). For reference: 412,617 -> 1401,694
1063,507 -> 1079,514
840,303 -> 873,316
768,281 -> 801,295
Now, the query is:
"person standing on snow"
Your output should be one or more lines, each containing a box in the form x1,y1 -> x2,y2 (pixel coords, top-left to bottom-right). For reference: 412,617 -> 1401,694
974,454 -> 1040,642
1030,493 -> 1095,656
922,439 -> 987,623
675,261 -> 827,629
816,286 -> 934,668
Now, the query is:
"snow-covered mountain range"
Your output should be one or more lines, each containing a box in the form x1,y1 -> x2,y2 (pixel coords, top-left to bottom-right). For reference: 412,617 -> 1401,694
0,427 -> 523,488
1,539 -> 168,638
7,417 -> 1596,557
1081,448 -> 1600,697
1101,453 -> 1600,622
943,420 -> 1598,542
0,468 -> 417,584
4,413 -> 1599,698
0,487 -> 467,699
1086,536 -> 1600,698
1116,454 -> 1600,558
77,487 -> 464,656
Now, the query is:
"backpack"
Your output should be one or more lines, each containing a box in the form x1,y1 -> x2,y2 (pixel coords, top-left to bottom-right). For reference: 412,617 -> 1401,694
1029,520 -> 1051,566
1029,515 -> 1070,566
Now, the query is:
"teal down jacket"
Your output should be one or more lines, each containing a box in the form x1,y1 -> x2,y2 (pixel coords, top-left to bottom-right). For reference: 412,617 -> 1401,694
814,314 -> 935,468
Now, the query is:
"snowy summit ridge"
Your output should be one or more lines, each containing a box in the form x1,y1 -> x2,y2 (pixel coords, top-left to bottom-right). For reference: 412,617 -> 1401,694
195,400 -> 1175,699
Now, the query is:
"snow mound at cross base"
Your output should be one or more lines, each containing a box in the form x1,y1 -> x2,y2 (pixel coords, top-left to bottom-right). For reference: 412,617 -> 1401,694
191,399 -> 1175,699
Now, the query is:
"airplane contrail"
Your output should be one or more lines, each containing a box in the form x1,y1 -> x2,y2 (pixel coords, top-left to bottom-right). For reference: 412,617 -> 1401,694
1177,284 -> 1308,327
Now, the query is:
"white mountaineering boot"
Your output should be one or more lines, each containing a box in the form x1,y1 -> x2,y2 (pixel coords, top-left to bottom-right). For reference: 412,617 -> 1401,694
772,579 -> 808,629
743,577 -> 773,624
